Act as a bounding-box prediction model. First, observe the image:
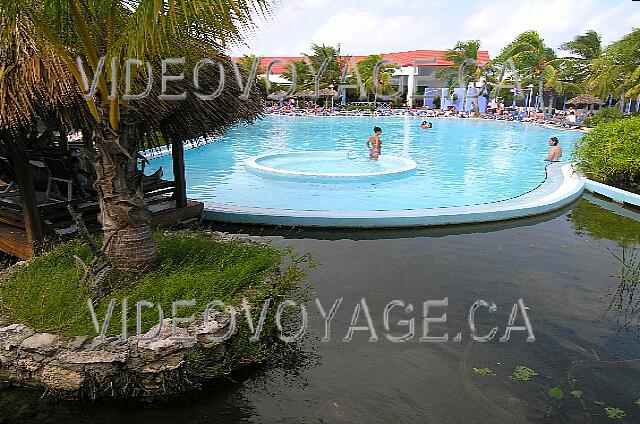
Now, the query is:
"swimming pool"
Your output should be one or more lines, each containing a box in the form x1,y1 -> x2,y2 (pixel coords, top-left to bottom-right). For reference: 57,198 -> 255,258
148,116 -> 584,225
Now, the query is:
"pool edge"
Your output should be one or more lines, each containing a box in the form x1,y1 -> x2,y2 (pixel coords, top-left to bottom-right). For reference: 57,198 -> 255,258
202,163 -> 584,228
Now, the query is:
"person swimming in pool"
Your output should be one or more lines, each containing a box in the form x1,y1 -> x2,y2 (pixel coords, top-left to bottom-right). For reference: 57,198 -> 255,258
366,126 -> 382,160
545,137 -> 563,161
420,121 -> 433,129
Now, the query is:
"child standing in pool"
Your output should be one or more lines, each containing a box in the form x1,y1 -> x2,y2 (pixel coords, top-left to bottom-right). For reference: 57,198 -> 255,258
366,126 -> 382,160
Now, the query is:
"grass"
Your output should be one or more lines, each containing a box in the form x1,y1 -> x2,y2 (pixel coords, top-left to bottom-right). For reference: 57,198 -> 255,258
0,230 -> 309,338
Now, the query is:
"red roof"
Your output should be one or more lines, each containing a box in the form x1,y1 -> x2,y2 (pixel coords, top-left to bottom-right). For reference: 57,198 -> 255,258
244,49 -> 491,74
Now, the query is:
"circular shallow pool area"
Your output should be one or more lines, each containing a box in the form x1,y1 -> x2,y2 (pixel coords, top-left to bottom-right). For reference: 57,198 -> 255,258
245,151 -> 418,181
148,116 -> 585,227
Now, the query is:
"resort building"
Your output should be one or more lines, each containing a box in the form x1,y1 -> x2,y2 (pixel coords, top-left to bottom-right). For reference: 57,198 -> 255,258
253,49 -> 491,110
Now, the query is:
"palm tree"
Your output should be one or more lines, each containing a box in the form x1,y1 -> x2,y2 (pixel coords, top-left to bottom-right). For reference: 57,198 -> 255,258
558,30 -> 603,98
0,0 -> 267,272
351,54 -> 397,103
561,30 -> 602,61
439,40 -> 482,88
438,40 -> 485,111
306,44 -> 344,91
496,31 -> 575,111
585,28 -> 640,107
282,60 -> 315,91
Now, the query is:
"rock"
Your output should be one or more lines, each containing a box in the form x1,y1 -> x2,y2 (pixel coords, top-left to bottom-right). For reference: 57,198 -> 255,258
0,324 -> 33,351
40,364 -> 84,391
88,336 -> 120,349
57,350 -> 127,365
65,336 -> 88,351
137,352 -> 184,373
17,357 -> 41,373
137,319 -> 196,354
19,333 -> 63,355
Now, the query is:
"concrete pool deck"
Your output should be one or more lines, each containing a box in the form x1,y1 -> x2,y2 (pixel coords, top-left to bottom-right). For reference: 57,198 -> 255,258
203,162 -> 584,227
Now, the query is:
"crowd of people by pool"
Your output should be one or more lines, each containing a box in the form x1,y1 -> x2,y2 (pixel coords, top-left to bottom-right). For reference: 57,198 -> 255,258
265,102 -> 592,133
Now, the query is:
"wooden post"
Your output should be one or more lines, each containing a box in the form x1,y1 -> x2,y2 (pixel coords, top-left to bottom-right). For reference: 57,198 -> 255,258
12,146 -> 44,255
58,126 -> 69,152
170,135 -> 187,209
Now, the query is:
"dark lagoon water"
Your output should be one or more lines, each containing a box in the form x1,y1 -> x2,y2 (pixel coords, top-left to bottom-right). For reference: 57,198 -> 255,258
2,194 -> 640,423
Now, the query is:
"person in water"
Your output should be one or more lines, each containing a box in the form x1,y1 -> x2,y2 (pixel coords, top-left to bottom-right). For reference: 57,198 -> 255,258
420,121 -> 433,129
366,126 -> 382,160
545,137 -> 563,161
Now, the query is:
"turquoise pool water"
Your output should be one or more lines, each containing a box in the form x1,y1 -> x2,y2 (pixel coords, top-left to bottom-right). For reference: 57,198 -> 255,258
149,116 -> 582,211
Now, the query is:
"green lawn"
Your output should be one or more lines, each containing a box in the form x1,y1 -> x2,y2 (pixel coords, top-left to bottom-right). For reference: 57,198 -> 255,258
0,231 -> 307,338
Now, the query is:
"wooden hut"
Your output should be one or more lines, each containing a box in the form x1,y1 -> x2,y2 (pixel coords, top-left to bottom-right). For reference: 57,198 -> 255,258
0,22 -> 263,259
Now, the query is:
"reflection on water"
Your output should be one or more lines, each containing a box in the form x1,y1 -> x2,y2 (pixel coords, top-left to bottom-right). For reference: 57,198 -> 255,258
569,196 -> 640,248
569,196 -> 640,334
3,197 -> 640,423
605,246 -> 640,332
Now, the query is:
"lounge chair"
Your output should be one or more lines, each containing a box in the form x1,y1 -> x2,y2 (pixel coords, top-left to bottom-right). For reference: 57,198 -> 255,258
41,158 -> 75,202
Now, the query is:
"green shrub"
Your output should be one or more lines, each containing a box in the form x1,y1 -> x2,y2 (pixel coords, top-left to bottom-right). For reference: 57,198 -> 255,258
584,106 -> 624,127
574,116 -> 640,188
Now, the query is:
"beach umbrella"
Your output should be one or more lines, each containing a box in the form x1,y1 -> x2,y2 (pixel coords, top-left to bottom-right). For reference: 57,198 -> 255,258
293,89 -> 315,99
318,87 -> 338,108
267,90 -> 289,100
317,88 -> 338,97
293,89 -> 315,107
565,94 -> 605,106
268,90 -> 289,106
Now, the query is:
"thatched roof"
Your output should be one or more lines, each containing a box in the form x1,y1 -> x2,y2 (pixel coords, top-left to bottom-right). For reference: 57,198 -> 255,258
318,88 -> 338,97
0,20 -> 263,147
267,90 -> 289,100
293,89 -> 315,99
0,20 -> 92,138
566,94 -> 605,105
133,48 -> 264,144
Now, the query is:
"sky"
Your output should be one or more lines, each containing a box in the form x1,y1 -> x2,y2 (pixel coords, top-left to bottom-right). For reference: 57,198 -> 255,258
231,0 -> 640,58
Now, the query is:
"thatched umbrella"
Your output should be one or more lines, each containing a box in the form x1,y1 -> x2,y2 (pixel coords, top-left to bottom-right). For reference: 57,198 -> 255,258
566,94 -> 605,113
318,87 -> 338,108
267,90 -> 289,100
0,21 -> 93,138
293,89 -> 315,99
566,94 -> 605,106
318,88 -> 338,97
0,19 -> 264,264
293,89 -> 315,108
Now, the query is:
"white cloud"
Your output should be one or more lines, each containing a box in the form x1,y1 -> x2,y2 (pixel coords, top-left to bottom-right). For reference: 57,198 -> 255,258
309,9 -> 445,55
232,0 -> 639,58
288,0 -> 330,9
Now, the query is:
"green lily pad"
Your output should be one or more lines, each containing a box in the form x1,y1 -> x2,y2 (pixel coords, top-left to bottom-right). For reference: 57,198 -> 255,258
570,390 -> 582,399
509,366 -> 538,381
548,387 -> 564,400
604,407 -> 625,419
473,367 -> 496,376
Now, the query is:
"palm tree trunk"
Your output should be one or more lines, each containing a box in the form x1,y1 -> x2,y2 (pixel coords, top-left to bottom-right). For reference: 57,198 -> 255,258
90,122 -> 158,272
538,78 -> 545,113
